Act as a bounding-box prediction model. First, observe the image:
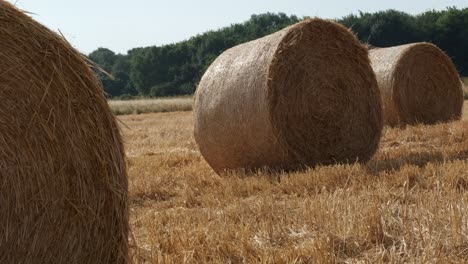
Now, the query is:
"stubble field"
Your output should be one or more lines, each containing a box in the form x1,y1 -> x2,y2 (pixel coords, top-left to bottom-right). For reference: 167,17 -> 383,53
124,100 -> 468,263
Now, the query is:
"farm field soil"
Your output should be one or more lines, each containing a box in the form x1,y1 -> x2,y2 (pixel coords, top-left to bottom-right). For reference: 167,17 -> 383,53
109,97 -> 193,115
122,102 -> 468,263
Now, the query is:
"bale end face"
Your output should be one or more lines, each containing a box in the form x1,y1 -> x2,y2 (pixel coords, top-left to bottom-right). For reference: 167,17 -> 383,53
370,43 -> 463,126
267,19 -> 383,167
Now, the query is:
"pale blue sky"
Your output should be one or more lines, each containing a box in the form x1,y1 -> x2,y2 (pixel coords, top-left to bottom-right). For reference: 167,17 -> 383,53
6,0 -> 467,54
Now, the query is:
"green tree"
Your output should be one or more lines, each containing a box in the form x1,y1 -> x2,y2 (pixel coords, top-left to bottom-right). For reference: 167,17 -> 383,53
433,8 -> 468,74
89,9 -> 468,97
88,48 -> 116,71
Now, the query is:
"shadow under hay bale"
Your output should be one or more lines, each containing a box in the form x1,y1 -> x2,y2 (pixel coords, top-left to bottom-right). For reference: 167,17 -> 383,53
0,1 -> 127,263
369,43 -> 463,127
194,19 -> 383,174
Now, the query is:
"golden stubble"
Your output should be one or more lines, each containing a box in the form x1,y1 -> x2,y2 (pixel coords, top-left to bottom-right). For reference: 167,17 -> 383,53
122,102 -> 468,263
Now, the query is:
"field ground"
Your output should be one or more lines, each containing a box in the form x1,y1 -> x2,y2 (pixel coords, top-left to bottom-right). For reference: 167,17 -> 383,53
109,96 -> 193,115
123,101 -> 468,263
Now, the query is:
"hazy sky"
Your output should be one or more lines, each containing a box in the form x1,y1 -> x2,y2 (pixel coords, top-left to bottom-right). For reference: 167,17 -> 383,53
6,0 -> 467,54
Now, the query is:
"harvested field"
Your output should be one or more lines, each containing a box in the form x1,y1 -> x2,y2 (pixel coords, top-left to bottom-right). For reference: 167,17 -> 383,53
124,101 -> 468,263
109,97 -> 193,115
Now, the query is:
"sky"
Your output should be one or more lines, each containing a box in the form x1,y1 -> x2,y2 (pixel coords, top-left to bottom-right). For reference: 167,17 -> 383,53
6,0 -> 467,55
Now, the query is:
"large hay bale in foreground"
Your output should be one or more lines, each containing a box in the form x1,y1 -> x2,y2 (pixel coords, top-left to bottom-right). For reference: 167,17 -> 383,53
194,19 -> 383,174
0,1 -> 127,263
370,43 -> 463,126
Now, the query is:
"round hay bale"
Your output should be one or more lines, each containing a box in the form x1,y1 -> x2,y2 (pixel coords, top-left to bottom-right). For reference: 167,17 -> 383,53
369,43 -> 464,126
194,19 -> 383,174
0,2 -> 127,263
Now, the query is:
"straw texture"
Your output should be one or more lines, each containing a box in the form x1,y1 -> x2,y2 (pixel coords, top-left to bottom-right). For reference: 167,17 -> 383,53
370,43 -> 463,126
0,1 -> 128,263
194,19 -> 383,174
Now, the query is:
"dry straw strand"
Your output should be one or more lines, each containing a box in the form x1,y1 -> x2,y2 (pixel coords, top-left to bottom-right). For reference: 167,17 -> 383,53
0,1 -> 128,263
194,19 -> 383,174
370,42 -> 464,126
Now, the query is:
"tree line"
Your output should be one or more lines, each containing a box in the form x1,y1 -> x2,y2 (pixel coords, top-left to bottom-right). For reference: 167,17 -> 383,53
88,8 -> 468,98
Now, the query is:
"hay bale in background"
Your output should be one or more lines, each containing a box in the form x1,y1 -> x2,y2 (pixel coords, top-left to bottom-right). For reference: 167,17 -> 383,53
369,43 -> 463,126
194,19 -> 383,174
0,1 -> 127,263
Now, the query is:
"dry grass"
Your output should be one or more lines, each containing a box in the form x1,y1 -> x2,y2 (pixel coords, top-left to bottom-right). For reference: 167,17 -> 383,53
109,97 -> 193,115
122,101 -> 468,263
